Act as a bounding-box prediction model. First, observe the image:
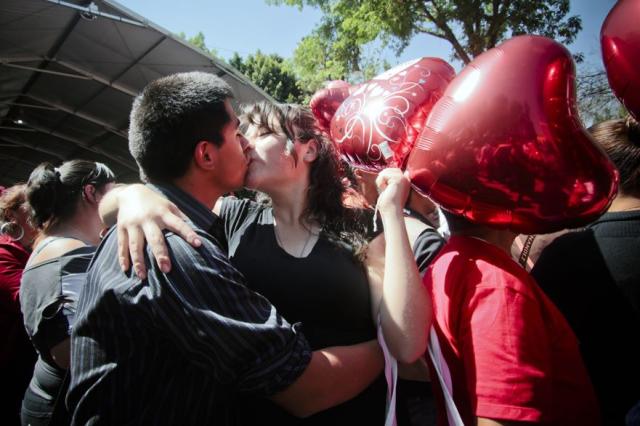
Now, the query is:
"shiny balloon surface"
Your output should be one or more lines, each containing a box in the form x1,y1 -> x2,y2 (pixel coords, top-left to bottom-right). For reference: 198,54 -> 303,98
330,58 -> 455,171
406,35 -> 619,234
601,0 -> 640,120
310,80 -> 354,132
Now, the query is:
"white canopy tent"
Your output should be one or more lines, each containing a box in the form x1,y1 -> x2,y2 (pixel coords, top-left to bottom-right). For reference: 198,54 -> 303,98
0,0 -> 273,185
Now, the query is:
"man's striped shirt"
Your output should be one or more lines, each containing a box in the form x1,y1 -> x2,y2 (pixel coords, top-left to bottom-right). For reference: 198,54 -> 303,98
68,184 -> 311,425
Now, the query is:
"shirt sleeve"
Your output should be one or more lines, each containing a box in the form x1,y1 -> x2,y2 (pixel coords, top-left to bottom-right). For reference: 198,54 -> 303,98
412,227 -> 445,276
362,208 -> 383,241
459,277 -> 551,422
147,231 -> 312,397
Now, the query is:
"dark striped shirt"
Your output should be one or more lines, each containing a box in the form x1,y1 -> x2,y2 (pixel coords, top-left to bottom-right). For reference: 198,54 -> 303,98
68,184 -> 311,425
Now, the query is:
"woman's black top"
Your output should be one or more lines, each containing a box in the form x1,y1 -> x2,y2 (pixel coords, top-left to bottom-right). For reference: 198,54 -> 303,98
19,240 -> 94,422
532,211 -> 640,425
221,198 -> 385,425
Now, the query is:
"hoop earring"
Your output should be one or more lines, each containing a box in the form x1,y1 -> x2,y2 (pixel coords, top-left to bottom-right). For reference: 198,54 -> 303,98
0,222 -> 25,242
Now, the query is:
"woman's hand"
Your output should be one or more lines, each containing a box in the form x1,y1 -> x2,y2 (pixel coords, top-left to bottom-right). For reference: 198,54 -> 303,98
110,184 -> 200,279
375,168 -> 411,216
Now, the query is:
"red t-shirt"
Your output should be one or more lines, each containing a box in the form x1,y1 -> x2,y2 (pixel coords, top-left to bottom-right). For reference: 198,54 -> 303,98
424,236 -> 599,425
0,235 -> 32,366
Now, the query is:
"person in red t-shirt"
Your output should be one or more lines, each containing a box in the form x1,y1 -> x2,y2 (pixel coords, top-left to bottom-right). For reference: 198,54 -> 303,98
424,210 -> 600,426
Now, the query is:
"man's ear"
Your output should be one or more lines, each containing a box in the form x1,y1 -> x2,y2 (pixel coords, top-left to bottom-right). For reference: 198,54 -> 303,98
193,140 -> 217,171
302,140 -> 319,163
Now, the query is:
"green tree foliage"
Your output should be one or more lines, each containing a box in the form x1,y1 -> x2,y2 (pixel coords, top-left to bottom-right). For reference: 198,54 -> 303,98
271,0 -> 582,67
292,26 -> 390,93
271,1 -> 604,119
176,31 -> 220,59
229,51 -> 306,103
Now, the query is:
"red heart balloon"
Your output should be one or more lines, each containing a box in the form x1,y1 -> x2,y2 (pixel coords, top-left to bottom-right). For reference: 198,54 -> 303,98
310,81 -> 354,132
406,35 -> 619,234
330,58 -> 455,171
601,0 -> 640,120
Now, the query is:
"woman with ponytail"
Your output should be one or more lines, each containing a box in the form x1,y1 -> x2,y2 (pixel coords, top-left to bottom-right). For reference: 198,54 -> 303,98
19,160 -> 115,425
532,116 -> 640,425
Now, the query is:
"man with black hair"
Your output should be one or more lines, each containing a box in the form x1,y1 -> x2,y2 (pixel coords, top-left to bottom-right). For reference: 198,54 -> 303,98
67,72 -> 382,425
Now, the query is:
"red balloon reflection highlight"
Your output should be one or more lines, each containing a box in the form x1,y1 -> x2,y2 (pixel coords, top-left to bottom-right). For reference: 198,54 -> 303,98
601,0 -> 640,120
330,58 -> 455,172
406,35 -> 619,234
310,81 -> 354,132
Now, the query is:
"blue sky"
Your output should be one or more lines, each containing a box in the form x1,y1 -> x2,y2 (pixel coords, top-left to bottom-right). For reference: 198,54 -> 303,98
118,0 -> 616,71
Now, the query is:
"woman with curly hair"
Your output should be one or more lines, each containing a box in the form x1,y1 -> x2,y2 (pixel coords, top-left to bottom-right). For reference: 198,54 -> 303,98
0,184 -> 38,425
219,101 -> 386,424
104,101 -> 429,424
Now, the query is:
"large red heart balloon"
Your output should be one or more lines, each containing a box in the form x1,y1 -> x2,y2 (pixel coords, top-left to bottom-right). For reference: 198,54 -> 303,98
406,35 -> 619,234
601,0 -> 640,120
310,81 -> 354,132
330,58 -> 455,171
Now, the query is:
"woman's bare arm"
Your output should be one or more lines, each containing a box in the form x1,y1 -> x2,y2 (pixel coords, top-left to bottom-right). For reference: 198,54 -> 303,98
366,168 -> 431,363
98,184 -> 200,278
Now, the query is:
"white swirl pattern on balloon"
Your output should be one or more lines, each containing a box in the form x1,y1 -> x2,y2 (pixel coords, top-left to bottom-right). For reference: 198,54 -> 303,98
333,63 -> 432,163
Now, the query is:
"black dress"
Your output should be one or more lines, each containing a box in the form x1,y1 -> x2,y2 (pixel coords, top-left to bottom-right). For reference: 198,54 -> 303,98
221,198 -> 386,425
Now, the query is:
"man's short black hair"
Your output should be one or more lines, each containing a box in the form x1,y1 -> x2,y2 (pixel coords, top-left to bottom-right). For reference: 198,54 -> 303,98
128,72 -> 234,182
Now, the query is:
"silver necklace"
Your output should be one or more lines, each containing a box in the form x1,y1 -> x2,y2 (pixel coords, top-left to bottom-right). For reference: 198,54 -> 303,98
274,224 -> 315,257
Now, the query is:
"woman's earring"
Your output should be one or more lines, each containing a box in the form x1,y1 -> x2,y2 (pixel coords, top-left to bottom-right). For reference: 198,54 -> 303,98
99,227 -> 108,240
0,221 -> 25,242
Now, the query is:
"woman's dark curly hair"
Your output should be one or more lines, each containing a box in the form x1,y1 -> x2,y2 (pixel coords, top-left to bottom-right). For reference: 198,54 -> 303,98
241,101 -> 370,259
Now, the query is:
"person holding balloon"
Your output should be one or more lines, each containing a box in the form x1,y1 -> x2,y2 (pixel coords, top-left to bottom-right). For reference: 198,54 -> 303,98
316,43 -> 606,424
312,54 -> 455,359
345,168 -> 443,426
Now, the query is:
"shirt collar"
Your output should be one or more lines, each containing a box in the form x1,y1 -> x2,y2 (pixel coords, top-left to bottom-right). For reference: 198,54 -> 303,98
147,183 -> 218,232
589,210 -> 640,226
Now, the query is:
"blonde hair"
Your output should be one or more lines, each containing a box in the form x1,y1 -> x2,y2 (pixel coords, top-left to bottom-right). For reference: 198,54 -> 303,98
0,184 -> 27,223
